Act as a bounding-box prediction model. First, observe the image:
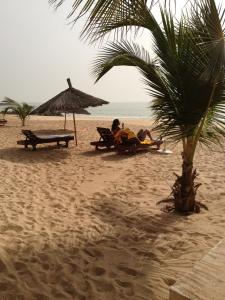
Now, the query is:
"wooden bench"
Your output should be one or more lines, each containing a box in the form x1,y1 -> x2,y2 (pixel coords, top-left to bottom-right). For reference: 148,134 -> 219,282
90,127 -> 115,150
169,239 -> 225,300
17,130 -> 74,151
0,119 -> 7,126
90,127 -> 163,153
116,142 -> 158,154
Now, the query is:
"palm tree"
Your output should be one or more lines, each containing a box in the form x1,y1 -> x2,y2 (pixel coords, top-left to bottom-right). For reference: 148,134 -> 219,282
1,97 -> 34,126
50,0 -> 225,213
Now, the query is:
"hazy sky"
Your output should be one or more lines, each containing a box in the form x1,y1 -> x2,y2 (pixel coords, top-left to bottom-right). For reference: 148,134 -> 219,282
1,0 -> 186,105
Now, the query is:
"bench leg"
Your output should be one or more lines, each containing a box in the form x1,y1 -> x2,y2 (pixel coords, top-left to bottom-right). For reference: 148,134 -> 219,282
116,145 -> 124,154
32,144 -> 37,151
65,141 -> 69,148
130,144 -> 137,154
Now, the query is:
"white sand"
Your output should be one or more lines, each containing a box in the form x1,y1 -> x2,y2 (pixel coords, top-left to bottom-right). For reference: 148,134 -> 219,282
0,115 -> 224,299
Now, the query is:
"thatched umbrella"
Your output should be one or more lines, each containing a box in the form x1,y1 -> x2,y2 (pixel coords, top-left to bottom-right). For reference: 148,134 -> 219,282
32,78 -> 109,145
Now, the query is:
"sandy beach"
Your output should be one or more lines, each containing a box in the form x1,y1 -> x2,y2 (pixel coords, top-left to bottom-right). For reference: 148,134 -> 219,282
0,115 -> 225,299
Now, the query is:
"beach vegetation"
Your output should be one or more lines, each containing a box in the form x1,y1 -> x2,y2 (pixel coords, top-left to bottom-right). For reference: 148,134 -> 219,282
49,0 -> 225,213
1,97 -> 34,126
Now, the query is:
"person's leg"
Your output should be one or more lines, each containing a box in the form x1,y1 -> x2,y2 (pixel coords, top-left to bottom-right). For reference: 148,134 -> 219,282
156,140 -> 163,150
145,129 -> 153,140
137,129 -> 148,141
137,129 -> 153,141
127,137 -> 140,145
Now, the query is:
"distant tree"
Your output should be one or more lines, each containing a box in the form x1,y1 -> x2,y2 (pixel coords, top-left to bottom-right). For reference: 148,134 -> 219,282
0,110 -> 6,119
1,97 -> 33,126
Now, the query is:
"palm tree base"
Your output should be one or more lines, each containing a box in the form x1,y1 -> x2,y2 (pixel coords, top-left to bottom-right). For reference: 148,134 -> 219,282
173,169 -> 199,212
157,198 -> 208,214
157,170 -> 208,214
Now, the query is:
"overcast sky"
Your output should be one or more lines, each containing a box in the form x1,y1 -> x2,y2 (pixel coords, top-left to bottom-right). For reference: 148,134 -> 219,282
1,0 -> 186,105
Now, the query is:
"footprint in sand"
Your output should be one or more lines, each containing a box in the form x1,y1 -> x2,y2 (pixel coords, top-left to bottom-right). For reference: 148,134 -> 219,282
1,224 -> 23,233
91,266 -> 106,276
92,278 -> 115,293
117,265 -> 142,277
115,279 -> 133,288
17,201 -> 25,208
135,250 -> 160,262
41,263 -> 50,270
0,259 -> 7,272
38,253 -> 49,262
14,261 -> 27,271
70,247 -> 80,255
54,203 -> 65,210
162,277 -> 176,286
60,279 -> 77,297
69,263 -> 80,273
115,279 -> 135,296
108,272 -> 117,278
83,248 -> 104,260
0,282 -> 8,291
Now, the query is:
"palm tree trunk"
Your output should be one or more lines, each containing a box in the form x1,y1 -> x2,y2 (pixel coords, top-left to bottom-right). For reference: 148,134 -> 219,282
173,139 -> 197,212
174,160 -> 195,212
22,118 -> 25,126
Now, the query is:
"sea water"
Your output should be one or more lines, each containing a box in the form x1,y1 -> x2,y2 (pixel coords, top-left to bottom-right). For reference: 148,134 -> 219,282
87,102 -> 152,119
31,102 -> 153,119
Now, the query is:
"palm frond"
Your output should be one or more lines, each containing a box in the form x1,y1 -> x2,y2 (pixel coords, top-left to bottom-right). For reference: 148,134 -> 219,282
0,97 -> 34,126
199,80 -> 225,145
189,0 -> 225,83
92,41 -> 152,81
49,0 -> 182,42
0,97 -> 18,107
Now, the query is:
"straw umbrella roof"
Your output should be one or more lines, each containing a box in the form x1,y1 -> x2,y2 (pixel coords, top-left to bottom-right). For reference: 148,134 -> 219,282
32,78 -> 109,115
31,78 -> 109,146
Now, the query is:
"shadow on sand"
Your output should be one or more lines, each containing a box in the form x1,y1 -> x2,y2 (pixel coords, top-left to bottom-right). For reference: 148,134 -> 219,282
79,148 -> 161,161
0,193 -> 186,299
78,148 -> 115,157
0,146 -> 71,164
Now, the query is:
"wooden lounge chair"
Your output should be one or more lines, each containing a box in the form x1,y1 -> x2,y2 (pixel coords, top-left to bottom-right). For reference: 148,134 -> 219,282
90,127 -> 115,150
90,127 -> 163,153
17,130 -> 74,151
0,119 -> 7,126
116,138 -> 162,154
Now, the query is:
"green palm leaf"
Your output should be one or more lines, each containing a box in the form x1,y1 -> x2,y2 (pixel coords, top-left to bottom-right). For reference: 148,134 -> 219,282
49,0 -> 182,41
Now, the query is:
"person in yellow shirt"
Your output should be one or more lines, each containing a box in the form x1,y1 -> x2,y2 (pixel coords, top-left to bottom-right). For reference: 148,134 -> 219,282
111,119 -> 122,136
111,119 -> 162,149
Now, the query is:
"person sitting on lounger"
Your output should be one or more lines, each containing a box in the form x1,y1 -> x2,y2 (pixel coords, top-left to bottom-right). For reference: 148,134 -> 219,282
111,119 -> 162,149
111,119 -> 122,136
111,119 -> 136,144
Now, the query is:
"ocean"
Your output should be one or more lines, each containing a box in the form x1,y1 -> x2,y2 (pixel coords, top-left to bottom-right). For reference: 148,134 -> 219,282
87,102 -> 152,119
31,101 -> 153,119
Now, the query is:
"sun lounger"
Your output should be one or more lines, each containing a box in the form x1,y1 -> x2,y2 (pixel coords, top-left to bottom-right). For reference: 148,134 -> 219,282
116,139 -> 162,154
90,127 -> 115,150
90,127 -> 162,153
0,119 -> 7,126
17,130 -> 74,150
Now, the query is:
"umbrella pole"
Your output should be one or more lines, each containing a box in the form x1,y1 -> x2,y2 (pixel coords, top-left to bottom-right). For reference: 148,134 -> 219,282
64,113 -> 67,130
73,113 -> 78,146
